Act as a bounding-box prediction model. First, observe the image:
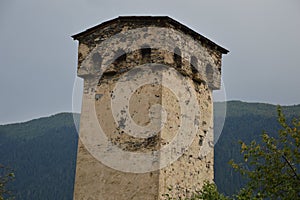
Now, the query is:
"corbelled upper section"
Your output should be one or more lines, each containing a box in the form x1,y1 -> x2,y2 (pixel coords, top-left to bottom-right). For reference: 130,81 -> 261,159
72,16 -> 228,90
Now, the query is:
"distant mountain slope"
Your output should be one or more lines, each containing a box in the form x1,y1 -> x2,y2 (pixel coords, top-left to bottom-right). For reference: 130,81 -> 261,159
0,113 -> 79,200
0,101 -> 299,199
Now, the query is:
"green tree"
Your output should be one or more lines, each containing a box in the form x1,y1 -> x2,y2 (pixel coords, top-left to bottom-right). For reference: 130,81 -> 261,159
0,164 -> 14,200
190,181 -> 230,200
230,106 -> 300,199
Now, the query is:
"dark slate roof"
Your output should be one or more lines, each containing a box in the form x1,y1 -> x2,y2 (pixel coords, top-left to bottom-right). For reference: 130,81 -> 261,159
72,16 -> 229,54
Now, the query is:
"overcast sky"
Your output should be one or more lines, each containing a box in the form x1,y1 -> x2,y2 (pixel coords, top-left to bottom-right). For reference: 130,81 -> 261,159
0,0 -> 299,124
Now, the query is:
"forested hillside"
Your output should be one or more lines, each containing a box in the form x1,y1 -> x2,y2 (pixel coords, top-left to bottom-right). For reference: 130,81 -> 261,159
0,101 -> 299,199
0,113 -> 79,200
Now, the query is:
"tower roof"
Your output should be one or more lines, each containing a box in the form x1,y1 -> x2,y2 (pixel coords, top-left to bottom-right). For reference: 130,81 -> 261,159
72,16 -> 229,54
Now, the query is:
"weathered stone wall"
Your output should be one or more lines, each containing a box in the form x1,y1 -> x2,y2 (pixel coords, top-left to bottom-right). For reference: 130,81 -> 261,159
73,17 -> 224,200
158,80 -> 213,198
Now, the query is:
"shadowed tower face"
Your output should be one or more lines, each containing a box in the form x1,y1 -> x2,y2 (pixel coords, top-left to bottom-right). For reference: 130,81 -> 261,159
72,16 -> 228,200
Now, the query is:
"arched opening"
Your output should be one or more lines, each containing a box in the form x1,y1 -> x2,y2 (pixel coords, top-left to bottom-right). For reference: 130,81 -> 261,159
173,47 -> 182,68
190,56 -> 198,73
114,49 -> 127,64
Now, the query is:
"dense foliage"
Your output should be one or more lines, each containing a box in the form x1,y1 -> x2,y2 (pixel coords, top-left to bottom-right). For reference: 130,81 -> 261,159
190,181 -> 229,200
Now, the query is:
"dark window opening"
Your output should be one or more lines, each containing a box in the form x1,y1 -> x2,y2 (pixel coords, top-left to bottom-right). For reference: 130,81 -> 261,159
190,56 -> 198,73
173,47 -> 182,68
141,44 -> 151,62
103,71 -> 117,76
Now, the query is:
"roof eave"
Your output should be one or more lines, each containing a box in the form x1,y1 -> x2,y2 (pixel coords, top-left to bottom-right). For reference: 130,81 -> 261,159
71,16 -> 229,54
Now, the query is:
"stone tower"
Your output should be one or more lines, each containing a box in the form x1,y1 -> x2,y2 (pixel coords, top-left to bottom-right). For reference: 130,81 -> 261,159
72,16 -> 228,200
